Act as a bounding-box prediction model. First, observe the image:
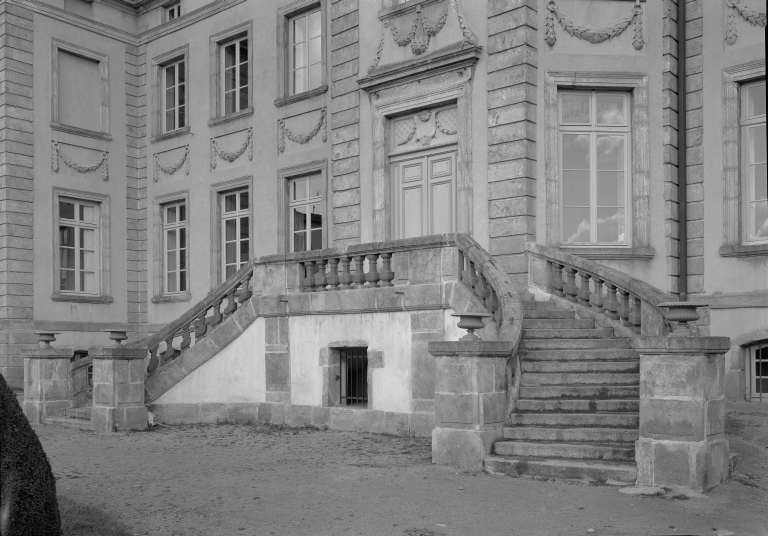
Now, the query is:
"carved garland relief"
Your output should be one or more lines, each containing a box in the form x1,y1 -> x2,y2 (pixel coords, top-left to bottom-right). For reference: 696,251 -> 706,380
278,108 -> 327,153
394,107 -> 458,148
211,128 -> 253,170
154,146 -> 189,183
545,0 -> 644,50
725,0 -> 767,45
51,141 -> 109,181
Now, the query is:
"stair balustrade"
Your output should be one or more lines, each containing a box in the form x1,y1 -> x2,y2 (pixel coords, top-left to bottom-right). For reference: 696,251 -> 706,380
298,251 -> 395,291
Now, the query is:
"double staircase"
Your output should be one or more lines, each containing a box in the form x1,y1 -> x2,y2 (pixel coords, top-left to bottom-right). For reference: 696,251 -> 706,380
485,299 -> 639,484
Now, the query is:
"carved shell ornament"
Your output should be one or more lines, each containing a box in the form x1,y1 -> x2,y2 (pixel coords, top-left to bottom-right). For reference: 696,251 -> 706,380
51,141 -> 109,181
154,146 -> 189,182
278,108 -> 327,153
545,0 -> 644,50
211,128 -> 253,169
725,0 -> 767,45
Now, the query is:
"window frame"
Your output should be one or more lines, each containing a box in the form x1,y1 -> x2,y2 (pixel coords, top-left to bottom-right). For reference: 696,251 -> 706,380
209,22 -> 254,126
209,177 -> 253,289
162,58 -> 186,134
288,7 -> 322,97
277,160 -> 328,254
152,191 -> 191,303
163,201 -> 188,295
275,0 -> 328,107
151,45 -> 190,143
748,339 -> 767,402
557,90 -> 632,247
51,188 -> 112,304
165,2 -> 181,21
740,80 -> 767,245
288,174 -> 325,253
220,189 -> 251,280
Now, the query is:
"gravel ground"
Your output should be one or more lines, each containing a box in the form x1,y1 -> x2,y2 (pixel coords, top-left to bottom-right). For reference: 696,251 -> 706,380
37,405 -> 768,536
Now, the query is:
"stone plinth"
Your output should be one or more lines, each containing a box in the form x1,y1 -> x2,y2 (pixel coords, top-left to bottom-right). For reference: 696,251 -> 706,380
430,340 -> 512,471
635,336 -> 731,491
22,346 -> 75,424
89,346 -> 148,432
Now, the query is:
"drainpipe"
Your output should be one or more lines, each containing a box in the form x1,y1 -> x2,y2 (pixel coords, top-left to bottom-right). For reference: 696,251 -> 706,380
677,0 -> 687,301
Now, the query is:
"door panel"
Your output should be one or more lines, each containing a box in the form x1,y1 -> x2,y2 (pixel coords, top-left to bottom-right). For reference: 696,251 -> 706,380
402,186 -> 423,238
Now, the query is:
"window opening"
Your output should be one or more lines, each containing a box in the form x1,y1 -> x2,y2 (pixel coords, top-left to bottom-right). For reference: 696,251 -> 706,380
164,201 -> 187,294
289,8 -> 322,95
222,37 -> 249,116
59,199 -> 99,294
742,80 -> 767,242
289,174 -> 324,252
749,339 -> 767,402
559,91 -> 631,246
340,348 -> 368,407
164,59 -> 186,133
221,189 -> 250,280
166,3 -> 181,21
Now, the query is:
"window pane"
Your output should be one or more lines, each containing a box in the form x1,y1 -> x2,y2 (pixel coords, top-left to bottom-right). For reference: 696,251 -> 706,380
225,66 -> 235,92
178,62 -> 185,83
562,170 -> 590,207
165,65 -> 175,88
292,179 -> 307,201
240,191 -> 249,210
179,204 -> 186,222
310,229 -> 322,250
180,271 -> 187,292
167,205 -> 177,224
596,94 -> 626,125
293,68 -> 305,94
224,194 -> 237,212
240,217 -> 249,239
225,219 -> 236,241
60,201 -> 75,220
226,265 -> 236,279
294,231 -> 307,252
179,227 -> 186,249
596,135 -> 625,170
562,208 -> 590,243
239,239 -> 249,263
747,83 -> 766,118
561,93 -> 590,124
225,243 -> 237,264
309,174 -> 322,198
79,204 -> 95,223
165,109 -> 175,132
239,39 -> 248,63
60,269 -> 75,291
309,203 -> 323,230
309,10 -> 321,39
167,272 -> 177,294
597,171 -> 625,207
167,229 -> 177,251
239,86 -> 248,112
225,91 -> 235,115
81,271 -> 95,293
309,64 -> 322,91
59,226 -> 75,247
178,105 -> 186,128
240,61 -> 248,90
293,15 -> 306,44
167,250 -> 177,271
293,206 -> 307,232
60,247 -> 75,269
178,84 -> 185,106
81,250 -> 94,271
597,207 -> 625,244
562,134 -> 590,170
750,125 -> 767,164
309,36 -> 321,66
752,201 -> 768,239
180,247 -> 187,269
80,228 -> 94,250
224,43 -> 236,69
754,163 -> 768,201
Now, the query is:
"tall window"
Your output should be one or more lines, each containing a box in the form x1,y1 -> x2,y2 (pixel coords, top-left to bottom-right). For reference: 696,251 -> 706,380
59,199 -> 99,294
165,3 -> 180,21
559,91 -> 630,245
749,339 -> 767,402
222,37 -> 248,116
221,189 -> 250,279
289,174 -> 324,252
164,201 -> 187,294
164,59 -> 186,133
742,80 -> 767,242
289,8 -> 322,95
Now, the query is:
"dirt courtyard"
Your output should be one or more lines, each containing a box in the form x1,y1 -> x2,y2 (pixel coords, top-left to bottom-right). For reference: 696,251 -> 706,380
38,405 -> 768,536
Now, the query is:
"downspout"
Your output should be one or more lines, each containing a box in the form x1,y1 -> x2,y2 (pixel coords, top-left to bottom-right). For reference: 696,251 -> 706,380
677,0 -> 687,300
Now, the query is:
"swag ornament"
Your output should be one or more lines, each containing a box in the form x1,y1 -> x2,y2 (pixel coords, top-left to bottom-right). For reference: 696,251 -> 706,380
211,128 -> 253,170
725,0 -> 767,45
154,146 -> 190,183
51,141 -> 109,181
278,108 -> 327,153
545,0 -> 644,50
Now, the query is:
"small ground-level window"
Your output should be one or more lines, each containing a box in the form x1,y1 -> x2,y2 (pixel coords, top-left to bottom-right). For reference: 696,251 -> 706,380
749,339 -> 768,402
340,348 -> 368,407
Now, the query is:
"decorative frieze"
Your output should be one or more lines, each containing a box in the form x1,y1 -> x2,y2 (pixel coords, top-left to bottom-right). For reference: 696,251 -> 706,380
278,108 -> 327,153
211,127 -> 253,169
545,0 -> 644,50
153,146 -> 189,182
51,141 -> 109,181
725,0 -> 767,45
393,106 -> 458,148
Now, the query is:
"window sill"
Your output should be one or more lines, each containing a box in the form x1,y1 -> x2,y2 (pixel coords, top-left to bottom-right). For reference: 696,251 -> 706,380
151,294 -> 192,304
51,293 -> 114,304
274,85 -> 328,108
558,247 -> 655,260
51,122 -> 112,141
208,107 -> 254,128
150,126 -> 191,144
719,243 -> 768,257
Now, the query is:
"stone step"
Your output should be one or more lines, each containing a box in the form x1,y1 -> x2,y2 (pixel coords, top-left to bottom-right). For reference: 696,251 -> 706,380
64,407 -> 91,420
519,349 -> 638,361
522,319 -> 595,329
521,372 -> 640,386
508,412 -> 639,428
484,456 -> 637,485
494,441 -> 636,462
503,426 -> 640,443
520,338 -> 631,350
522,361 -> 639,374
522,301 -> 556,310
522,328 -> 615,339
522,310 -> 576,319
516,399 -> 640,413
519,385 -> 640,399
43,417 -> 91,430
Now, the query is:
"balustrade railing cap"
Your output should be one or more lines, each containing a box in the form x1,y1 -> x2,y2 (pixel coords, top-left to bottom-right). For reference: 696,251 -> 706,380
428,340 -> 514,357
450,312 -> 492,318
635,336 -> 731,354
88,346 -> 148,360
657,301 -> 709,308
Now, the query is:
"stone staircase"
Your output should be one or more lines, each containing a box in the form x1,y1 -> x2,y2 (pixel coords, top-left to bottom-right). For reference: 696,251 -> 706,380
485,300 -> 639,485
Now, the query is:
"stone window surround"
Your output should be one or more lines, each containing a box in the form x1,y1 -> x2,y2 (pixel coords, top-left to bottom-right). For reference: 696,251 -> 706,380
369,74 -> 475,243
51,39 -> 111,141
320,341 -> 384,409
152,190 -> 191,303
51,187 -> 113,304
274,0 -> 329,107
150,45 -> 191,143
720,60 -> 766,258
544,71 -> 653,260
208,21 -> 254,127
730,328 -> 768,402
208,175 -> 253,290
276,159 -> 329,254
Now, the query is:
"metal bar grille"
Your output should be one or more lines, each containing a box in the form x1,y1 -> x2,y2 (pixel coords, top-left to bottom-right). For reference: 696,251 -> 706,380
340,348 -> 368,407
758,340 -> 765,403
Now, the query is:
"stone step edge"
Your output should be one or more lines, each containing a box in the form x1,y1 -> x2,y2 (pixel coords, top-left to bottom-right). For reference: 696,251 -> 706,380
484,456 -> 638,485
495,440 -> 636,448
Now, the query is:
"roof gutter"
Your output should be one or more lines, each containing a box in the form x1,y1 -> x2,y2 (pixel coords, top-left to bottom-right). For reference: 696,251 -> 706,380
677,0 -> 688,301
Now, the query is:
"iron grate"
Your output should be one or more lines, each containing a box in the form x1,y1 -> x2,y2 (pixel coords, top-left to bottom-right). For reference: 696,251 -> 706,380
340,347 -> 368,407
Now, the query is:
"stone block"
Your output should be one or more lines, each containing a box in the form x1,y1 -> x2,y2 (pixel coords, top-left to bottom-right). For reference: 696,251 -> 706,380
117,383 -> 144,405
43,399 -> 71,419
116,405 -> 148,431
285,404 -> 313,427
157,403 -> 200,424
115,361 -> 130,384
411,351 -> 436,400
23,400 -> 41,424
640,398 -> 704,441
409,412 -> 434,437
228,403 -> 259,424
653,441 -> 692,487
435,359 -> 473,394
42,359 -> 69,381
640,356 -> 701,399
724,370 -> 746,402
266,390 -> 290,404
374,287 -> 403,310
311,290 -> 343,312
41,379 -> 69,400
383,411 -> 409,435
696,439 -> 730,491
704,354 -> 725,399
265,352 -> 290,391
357,409 -> 385,433
408,248 -> 441,284
330,406 -> 358,431
337,289 -> 375,312
92,359 -> 113,384
23,358 -> 39,381
90,406 -> 114,432
432,427 -> 501,471
200,403 -> 228,423
312,406 -> 331,428
706,398 -> 725,436
435,393 -> 475,426
411,398 -> 434,413
403,283 -> 442,309
287,292 -> 311,314
481,392 -> 507,425
128,359 -> 145,383
410,310 -> 443,332
270,403 -> 286,424
208,316 -> 244,349
93,383 -> 114,406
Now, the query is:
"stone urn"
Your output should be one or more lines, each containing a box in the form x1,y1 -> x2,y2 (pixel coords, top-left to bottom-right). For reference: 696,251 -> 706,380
103,329 -> 129,345
659,302 -> 707,336
451,312 -> 492,341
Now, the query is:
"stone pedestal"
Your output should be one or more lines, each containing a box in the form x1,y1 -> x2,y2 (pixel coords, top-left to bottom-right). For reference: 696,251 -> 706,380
22,345 -> 75,424
429,340 -> 512,471
635,336 -> 731,491
89,345 -> 147,432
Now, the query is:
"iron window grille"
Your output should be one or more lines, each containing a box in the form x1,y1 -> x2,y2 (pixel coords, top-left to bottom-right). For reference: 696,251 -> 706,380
340,348 -> 368,407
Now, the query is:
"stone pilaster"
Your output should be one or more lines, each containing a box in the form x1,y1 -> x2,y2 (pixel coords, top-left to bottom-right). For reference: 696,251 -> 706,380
662,0 -> 680,295
486,0 -> 537,291
22,346 -> 75,424
0,3 -> 35,389
430,340 -> 512,471
635,336 -> 731,491
329,0 -> 361,247
90,345 -> 147,432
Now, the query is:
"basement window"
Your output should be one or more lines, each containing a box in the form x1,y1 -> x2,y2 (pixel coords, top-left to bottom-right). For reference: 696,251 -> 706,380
749,339 -> 768,402
340,348 -> 368,407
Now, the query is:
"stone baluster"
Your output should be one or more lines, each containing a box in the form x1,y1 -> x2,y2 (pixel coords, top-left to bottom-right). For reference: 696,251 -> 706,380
314,259 -> 327,291
577,271 -> 592,306
605,283 -> 619,320
327,258 -> 340,289
476,272 -> 490,303
208,297 -> 224,327
457,250 -> 466,284
303,260 -> 316,292
238,272 -> 253,303
592,278 -> 604,312
628,296 -> 642,331
222,287 -> 238,317
466,261 -> 479,292
160,334 -> 177,367
339,257 -> 352,289
365,254 -> 380,287
179,323 -> 192,351
352,256 -> 366,288
550,263 -> 565,297
147,344 -> 161,372
489,289 -> 501,324
563,268 -> 578,302
619,290 -> 631,326
379,253 -> 394,287
194,310 -> 208,340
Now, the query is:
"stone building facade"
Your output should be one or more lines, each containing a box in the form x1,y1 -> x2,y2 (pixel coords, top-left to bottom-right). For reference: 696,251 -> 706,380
0,0 -> 765,413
